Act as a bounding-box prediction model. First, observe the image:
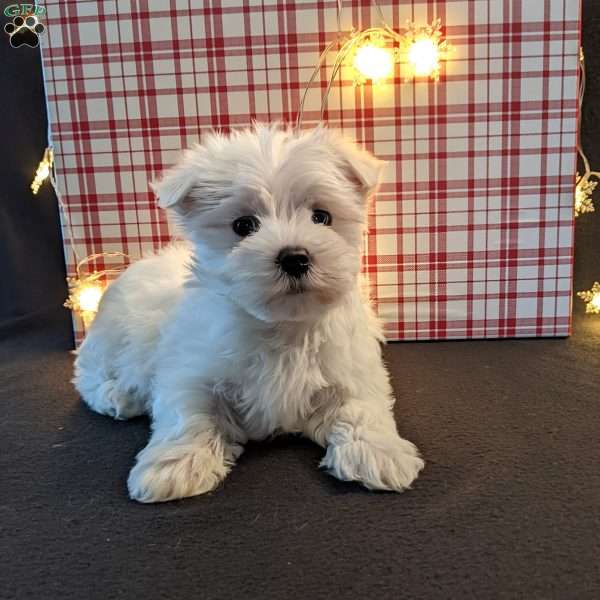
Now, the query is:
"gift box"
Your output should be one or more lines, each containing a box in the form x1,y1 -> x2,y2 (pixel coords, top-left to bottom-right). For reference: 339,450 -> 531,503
39,0 -> 581,342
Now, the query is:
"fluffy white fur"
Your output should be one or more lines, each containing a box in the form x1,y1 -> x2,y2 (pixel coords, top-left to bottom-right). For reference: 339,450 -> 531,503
73,124 -> 424,503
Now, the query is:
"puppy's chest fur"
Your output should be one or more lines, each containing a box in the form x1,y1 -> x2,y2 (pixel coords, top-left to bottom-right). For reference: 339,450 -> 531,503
219,327 -> 344,439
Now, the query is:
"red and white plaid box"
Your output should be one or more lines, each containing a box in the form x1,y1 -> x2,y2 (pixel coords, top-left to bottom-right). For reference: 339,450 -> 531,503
39,0 -> 581,343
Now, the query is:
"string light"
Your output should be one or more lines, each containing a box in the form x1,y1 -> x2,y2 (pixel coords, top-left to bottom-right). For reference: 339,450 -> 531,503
296,5 -> 453,127
577,282 -> 600,315
400,20 -> 451,82
33,144 -> 130,328
64,274 -> 104,328
575,48 -> 599,217
31,146 -> 53,194
575,172 -> 596,217
573,48 -> 600,319
347,20 -> 452,88
63,253 -> 129,328
351,33 -> 395,86
76,282 -> 104,313
33,31 -> 133,333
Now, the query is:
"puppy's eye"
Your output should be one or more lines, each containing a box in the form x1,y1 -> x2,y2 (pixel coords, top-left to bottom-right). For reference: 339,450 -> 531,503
312,209 -> 332,226
232,216 -> 260,237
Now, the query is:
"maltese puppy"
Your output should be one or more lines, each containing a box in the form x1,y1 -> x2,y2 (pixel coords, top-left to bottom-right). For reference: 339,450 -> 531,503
73,124 -> 424,503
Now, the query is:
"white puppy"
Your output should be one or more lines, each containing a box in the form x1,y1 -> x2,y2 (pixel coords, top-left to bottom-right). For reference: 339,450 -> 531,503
74,124 -> 424,503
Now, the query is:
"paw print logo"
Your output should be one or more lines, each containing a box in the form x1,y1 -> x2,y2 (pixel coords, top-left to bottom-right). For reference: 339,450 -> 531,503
4,14 -> 45,48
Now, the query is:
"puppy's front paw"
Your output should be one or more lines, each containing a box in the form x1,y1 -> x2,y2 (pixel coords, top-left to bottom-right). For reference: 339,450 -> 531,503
320,436 -> 424,492
127,441 -> 234,503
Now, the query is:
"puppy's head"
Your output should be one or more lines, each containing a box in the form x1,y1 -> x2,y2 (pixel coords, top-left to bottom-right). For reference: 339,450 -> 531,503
153,124 -> 384,322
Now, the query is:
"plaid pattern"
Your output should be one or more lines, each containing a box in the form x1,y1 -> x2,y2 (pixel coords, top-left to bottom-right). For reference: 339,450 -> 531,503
39,0 -> 581,342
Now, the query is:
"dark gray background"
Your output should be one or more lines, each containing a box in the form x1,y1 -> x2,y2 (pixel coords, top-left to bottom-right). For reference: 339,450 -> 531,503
0,35 -> 67,326
1,4 -> 599,600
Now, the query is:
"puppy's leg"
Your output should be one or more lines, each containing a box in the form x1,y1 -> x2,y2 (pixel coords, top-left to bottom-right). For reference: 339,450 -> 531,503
305,390 -> 424,492
73,346 -> 147,421
127,389 -> 245,503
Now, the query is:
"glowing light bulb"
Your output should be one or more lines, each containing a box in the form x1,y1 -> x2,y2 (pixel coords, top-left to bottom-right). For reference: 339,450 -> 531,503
400,20 -> 451,82
408,38 -> 439,77
577,282 -> 600,315
574,173 -> 596,217
575,186 -> 585,213
37,162 -> 50,180
64,274 -> 106,327
353,43 -> 394,84
31,146 -> 54,195
77,283 -> 103,313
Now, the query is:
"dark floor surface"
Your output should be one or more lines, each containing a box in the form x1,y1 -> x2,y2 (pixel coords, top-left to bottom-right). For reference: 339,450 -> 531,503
1,307 -> 599,600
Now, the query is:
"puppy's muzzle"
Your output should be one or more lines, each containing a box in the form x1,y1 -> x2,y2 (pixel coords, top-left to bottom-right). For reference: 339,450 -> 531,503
277,247 -> 310,279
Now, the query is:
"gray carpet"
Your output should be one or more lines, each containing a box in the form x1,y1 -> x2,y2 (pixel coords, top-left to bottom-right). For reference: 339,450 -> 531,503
2,307 -> 600,599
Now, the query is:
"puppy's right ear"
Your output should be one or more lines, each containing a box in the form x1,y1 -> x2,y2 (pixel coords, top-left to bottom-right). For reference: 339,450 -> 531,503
311,126 -> 385,201
151,149 -> 200,212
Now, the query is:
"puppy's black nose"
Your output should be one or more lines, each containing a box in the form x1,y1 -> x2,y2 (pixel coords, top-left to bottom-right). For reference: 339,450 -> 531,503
277,247 -> 310,278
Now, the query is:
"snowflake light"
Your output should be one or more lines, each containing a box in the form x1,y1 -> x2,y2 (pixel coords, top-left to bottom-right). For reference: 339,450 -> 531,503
64,272 -> 105,327
297,15 -> 455,125
575,173 -> 596,217
399,19 -> 451,82
31,146 -> 53,195
351,33 -> 395,86
577,282 -> 600,315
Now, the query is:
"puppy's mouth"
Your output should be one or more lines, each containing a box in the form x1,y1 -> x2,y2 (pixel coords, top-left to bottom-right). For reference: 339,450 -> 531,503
288,288 -> 305,295
284,276 -> 308,295
279,273 -> 338,304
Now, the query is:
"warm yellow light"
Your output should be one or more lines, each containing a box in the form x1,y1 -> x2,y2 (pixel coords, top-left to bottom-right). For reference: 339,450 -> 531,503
575,186 -> 585,213
408,38 -> 439,77
353,43 -> 394,83
400,20 -> 451,82
31,147 -> 54,195
64,274 -> 106,327
574,173 -> 596,217
37,162 -> 50,180
577,282 -> 600,315
77,283 -> 103,313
